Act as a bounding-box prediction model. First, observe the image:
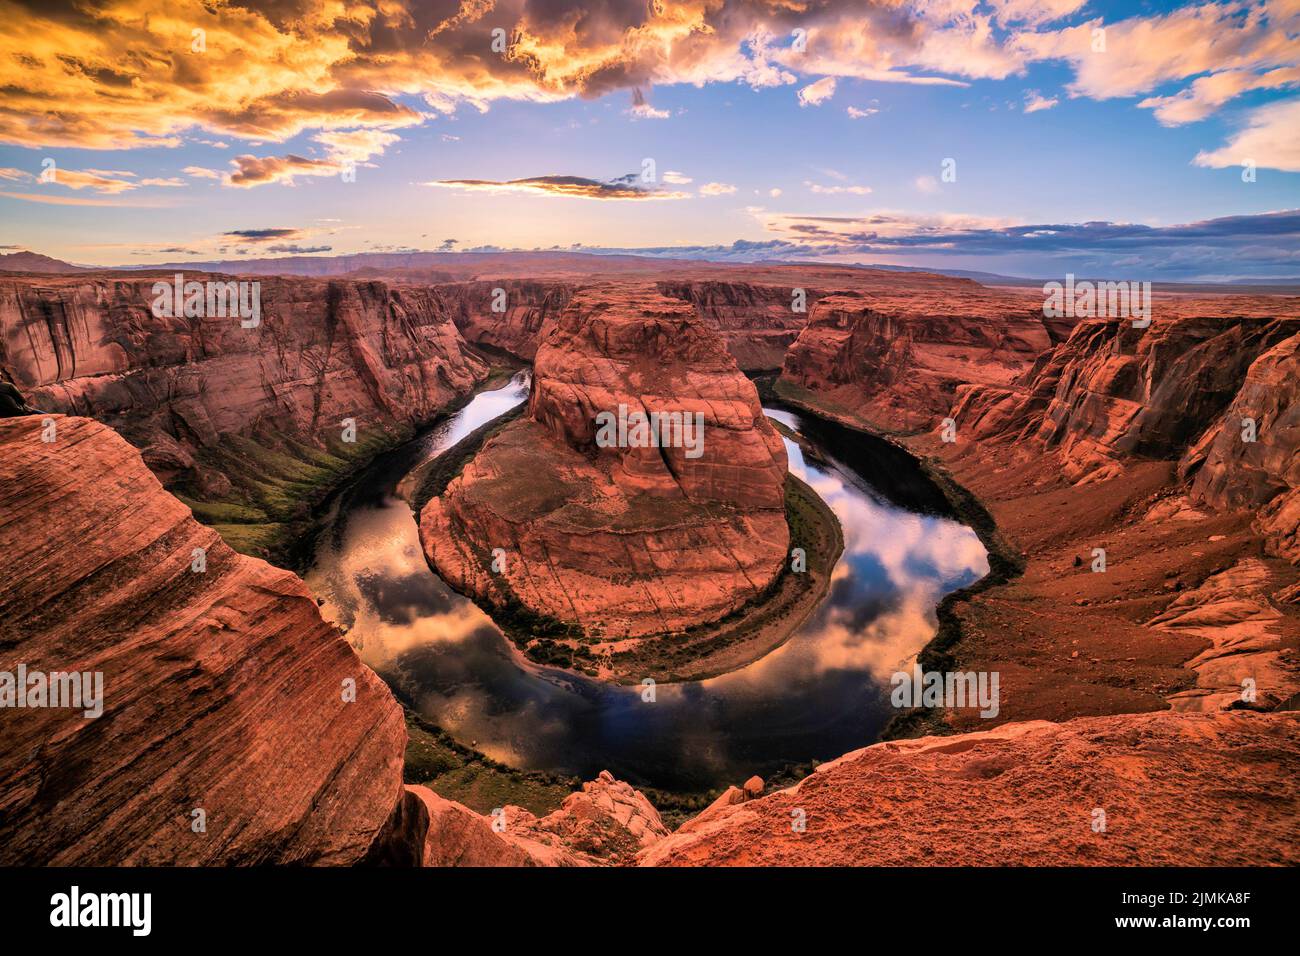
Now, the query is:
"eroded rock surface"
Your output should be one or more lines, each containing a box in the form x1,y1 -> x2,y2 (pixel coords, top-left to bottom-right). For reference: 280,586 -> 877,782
0,274 -> 488,496
639,711 -> 1300,866
420,285 -> 789,638
781,285 -> 1052,432
0,416 -> 405,865
392,771 -> 668,866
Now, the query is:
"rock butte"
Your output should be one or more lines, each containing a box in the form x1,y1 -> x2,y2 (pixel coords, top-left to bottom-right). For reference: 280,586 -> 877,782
419,285 -> 790,638
0,256 -> 1297,866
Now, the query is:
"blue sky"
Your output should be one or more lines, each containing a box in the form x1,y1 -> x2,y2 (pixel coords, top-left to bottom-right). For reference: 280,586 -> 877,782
1,0 -> 1297,278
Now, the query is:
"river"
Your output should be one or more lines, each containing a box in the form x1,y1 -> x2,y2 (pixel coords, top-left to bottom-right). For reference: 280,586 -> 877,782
304,372 -> 988,792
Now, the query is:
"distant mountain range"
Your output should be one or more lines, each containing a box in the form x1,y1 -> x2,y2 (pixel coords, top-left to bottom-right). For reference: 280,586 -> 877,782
3,248 -> 1297,293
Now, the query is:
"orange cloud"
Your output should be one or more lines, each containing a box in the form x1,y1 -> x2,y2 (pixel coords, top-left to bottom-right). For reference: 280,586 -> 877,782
1,0 -> 1296,174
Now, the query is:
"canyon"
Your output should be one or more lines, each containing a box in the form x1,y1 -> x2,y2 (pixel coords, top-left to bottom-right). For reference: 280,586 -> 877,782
0,256 -> 1297,867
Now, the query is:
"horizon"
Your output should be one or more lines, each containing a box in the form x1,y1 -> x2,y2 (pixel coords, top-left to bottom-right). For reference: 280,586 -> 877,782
1,0 -> 1298,281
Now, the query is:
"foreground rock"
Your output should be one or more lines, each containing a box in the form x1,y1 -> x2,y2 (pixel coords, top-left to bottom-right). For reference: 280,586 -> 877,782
639,711 -> 1300,866
420,285 -> 789,640
376,771 -> 668,866
0,416 -> 405,864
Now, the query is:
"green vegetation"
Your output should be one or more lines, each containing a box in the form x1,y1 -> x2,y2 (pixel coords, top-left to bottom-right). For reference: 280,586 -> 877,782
176,421 -> 412,568
402,709 -> 579,816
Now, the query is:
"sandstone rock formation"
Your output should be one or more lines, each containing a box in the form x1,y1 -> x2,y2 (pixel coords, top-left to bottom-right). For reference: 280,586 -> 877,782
947,309 -> 1300,560
658,280 -> 816,370
420,285 -> 789,638
639,711 -> 1300,866
780,285 -> 1053,432
0,274 -> 488,555
0,415 -> 406,865
434,279 -> 572,361
1184,330 -> 1300,563
375,771 -> 668,866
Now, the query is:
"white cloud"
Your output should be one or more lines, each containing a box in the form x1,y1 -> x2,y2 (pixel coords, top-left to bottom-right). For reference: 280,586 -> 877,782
1140,67 -> 1300,126
805,180 -> 872,195
699,182 -> 738,196
1023,90 -> 1059,112
1194,98 -> 1300,172
847,106 -> 880,119
797,77 -> 838,107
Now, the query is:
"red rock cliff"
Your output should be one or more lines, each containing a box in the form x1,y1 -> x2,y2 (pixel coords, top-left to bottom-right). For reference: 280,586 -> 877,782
0,274 -> 488,494
419,285 -> 790,638
780,285 -> 1053,432
0,415 -> 406,864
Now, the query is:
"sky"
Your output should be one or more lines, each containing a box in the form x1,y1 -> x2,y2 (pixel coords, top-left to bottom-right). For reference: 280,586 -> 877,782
0,0 -> 1298,280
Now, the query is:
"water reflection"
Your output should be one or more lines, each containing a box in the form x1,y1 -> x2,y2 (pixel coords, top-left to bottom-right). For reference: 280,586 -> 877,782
305,375 -> 988,791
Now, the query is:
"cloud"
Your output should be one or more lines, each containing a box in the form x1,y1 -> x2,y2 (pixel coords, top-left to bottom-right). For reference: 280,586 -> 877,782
0,0 -> 1046,154
427,175 -> 690,200
988,0 -> 1089,26
699,182 -> 738,196
914,175 -> 940,194
1194,98 -> 1300,172
797,77 -> 837,107
313,128 -> 402,166
1139,67 -> 1300,126
1013,2 -> 1300,102
226,154 -> 342,188
0,191 -> 166,207
805,181 -> 873,195
846,106 -> 879,119
663,170 -> 693,184
265,244 -> 333,254
222,228 -> 305,242
1023,90 -> 1058,112
42,168 -> 139,193
572,208 -> 1300,280
0,0 -> 1292,193
184,166 -> 223,180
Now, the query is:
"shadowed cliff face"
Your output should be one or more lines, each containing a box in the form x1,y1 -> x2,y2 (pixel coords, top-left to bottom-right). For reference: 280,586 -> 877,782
0,416 -> 405,865
0,275 -> 488,494
657,280 -> 818,371
420,285 -> 790,638
433,280 -> 573,361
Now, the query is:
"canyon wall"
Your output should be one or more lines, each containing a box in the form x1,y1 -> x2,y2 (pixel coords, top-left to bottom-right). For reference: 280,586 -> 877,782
947,309 -> 1300,559
0,415 -> 406,864
432,279 -> 573,361
420,284 -> 790,639
0,274 -> 489,555
0,275 -> 487,449
780,285 -> 1053,432
657,280 -> 817,370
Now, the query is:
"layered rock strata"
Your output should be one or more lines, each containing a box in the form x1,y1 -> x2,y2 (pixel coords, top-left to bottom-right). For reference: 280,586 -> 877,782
420,285 -> 789,638
0,415 -> 406,865
0,274 -> 488,496
781,286 -> 1053,432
